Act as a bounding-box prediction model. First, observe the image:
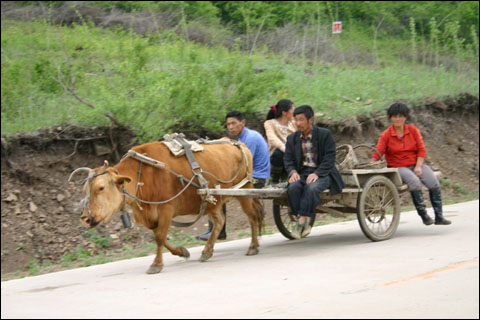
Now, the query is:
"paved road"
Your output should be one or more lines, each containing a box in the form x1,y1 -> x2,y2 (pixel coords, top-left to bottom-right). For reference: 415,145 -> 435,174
2,200 -> 479,319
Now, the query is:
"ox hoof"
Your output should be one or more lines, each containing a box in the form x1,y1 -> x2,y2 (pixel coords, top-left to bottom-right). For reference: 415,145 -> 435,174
246,247 -> 259,256
146,264 -> 163,274
181,247 -> 190,259
199,252 -> 212,262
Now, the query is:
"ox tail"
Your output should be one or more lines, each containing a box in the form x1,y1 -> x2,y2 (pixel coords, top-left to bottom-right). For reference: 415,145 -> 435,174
252,198 -> 265,235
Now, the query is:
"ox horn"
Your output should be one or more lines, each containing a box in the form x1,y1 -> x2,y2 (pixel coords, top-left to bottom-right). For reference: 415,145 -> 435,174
102,160 -> 109,169
68,167 -> 92,182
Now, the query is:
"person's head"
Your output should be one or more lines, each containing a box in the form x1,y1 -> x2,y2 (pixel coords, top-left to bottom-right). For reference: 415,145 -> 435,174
387,102 -> 409,128
225,111 -> 246,137
293,105 -> 315,134
266,99 -> 294,120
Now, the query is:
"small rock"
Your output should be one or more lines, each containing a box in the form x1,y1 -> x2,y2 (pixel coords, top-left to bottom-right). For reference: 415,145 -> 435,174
57,194 -> 66,202
5,193 -> 18,202
29,202 -> 38,212
94,144 -> 112,156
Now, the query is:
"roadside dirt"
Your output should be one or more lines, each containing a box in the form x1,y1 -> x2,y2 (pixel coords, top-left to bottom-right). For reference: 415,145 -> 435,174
1,93 -> 478,275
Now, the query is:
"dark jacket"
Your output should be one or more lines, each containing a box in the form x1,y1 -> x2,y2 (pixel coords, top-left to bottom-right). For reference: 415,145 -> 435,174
284,125 -> 344,195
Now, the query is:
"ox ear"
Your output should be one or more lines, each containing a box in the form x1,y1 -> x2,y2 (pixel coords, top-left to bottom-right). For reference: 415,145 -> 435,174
115,175 -> 132,186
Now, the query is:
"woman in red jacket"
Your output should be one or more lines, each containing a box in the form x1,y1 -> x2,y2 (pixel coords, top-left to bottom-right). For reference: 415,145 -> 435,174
371,102 -> 451,225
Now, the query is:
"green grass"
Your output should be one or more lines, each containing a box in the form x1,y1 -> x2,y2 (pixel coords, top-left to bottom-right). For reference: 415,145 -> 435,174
1,19 -> 478,140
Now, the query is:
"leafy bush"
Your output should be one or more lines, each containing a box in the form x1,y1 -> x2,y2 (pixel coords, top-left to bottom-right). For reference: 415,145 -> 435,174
1,18 -> 478,139
453,183 -> 469,195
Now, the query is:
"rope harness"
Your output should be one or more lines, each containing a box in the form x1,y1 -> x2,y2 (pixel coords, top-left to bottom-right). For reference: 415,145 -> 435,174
75,171 -> 108,224
73,137 -> 251,228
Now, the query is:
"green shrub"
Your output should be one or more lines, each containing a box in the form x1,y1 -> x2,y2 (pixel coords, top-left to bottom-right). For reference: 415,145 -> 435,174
1,19 -> 478,139
453,183 -> 468,195
440,178 -> 451,188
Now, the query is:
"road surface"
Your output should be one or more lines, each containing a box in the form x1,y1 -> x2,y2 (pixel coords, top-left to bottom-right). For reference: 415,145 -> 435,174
2,200 -> 479,319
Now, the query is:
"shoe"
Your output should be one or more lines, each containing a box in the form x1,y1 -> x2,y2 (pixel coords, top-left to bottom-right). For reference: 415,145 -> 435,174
195,220 -> 227,241
291,222 -> 303,240
301,221 -> 312,238
195,230 -> 226,241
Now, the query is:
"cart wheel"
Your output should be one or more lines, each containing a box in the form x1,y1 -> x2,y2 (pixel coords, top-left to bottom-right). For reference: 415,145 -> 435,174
273,203 -> 316,240
356,175 -> 400,241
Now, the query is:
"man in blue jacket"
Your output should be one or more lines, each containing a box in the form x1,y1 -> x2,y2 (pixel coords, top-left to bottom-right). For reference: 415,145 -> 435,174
284,105 -> 344,239
197,111 -> 270,241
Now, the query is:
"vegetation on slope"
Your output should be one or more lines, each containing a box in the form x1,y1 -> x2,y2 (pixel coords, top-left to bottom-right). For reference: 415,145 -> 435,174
1,1 -> 478,141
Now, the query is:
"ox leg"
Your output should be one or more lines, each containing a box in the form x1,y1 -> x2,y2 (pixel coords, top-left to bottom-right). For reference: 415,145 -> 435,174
164,240 -> 190,259
147,227 -> 168,274
146,208 -> 174,274
147,211 -> 191,274
239,198 -> 264,256
199,207 -> 225,262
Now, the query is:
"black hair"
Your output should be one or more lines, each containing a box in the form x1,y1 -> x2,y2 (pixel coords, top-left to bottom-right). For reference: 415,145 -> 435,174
266,99 -> 294,120
387,102 -> 409,118
225,110 -> 244,121
293,105 -> 314,119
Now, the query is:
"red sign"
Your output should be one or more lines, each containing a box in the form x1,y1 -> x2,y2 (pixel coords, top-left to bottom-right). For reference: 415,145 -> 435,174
332,21 -> 342,34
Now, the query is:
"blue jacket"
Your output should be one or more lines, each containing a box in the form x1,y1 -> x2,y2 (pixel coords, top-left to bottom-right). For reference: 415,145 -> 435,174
238,127 -> 270,179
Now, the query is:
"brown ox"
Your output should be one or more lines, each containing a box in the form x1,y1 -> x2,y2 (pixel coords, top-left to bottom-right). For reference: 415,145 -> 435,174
69,140 -> 264,274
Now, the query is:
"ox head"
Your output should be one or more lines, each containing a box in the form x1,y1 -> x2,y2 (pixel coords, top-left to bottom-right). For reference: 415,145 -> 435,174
69,160 -> 131,228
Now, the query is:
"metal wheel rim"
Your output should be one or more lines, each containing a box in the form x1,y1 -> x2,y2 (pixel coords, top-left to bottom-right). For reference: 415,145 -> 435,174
277,205 -> 315,233
358,176 -> 400,240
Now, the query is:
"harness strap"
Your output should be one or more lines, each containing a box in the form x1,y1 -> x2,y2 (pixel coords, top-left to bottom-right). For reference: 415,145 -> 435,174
117,138 -> 250,228
175,137 -> 201,171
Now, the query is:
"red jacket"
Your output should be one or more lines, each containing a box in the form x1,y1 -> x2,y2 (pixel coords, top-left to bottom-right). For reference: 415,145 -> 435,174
372,124 -> 426,168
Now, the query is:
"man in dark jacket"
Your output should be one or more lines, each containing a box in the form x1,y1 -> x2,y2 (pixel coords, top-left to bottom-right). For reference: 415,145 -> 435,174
284,105 -> 344,239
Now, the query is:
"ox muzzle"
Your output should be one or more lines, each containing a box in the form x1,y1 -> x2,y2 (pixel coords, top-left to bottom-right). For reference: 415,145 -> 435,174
68,163 -> 108,228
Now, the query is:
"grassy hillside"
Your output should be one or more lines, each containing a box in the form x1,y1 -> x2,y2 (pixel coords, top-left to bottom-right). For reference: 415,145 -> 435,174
1,14 -> 478,142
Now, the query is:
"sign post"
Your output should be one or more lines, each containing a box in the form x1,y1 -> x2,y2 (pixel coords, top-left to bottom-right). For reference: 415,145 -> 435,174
332,21 -> 342,34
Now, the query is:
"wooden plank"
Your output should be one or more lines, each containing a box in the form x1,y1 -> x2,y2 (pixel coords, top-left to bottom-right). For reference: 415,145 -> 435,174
197,188 -> 286,198
197,187 -> 362,199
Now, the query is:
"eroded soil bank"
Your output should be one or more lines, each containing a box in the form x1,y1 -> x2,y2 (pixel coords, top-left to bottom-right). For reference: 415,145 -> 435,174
1,93 -> 478,274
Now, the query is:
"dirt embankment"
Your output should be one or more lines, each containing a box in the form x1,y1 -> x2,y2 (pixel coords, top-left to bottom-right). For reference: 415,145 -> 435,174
1,93 -> 478,274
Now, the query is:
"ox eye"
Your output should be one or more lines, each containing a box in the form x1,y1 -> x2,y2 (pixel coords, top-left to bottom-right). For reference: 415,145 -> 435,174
99,186 -> 104,192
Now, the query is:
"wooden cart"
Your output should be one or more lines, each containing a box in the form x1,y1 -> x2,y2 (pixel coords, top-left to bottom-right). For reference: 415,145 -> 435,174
198,167 -> 409,242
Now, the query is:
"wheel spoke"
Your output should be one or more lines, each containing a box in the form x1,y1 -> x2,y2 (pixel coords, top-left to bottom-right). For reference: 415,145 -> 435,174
358,176 -> 400,241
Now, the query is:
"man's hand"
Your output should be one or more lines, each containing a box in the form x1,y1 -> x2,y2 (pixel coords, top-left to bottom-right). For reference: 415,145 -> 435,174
306,173 -> 319,184
288,171 -> 300,183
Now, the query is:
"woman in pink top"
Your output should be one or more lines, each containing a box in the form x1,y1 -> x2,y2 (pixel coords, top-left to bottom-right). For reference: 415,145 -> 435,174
264,99 -> 297,182
372,102 -> 451,225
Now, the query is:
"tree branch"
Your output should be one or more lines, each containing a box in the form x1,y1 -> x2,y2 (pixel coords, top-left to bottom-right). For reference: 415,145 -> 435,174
52,64 -> 123,127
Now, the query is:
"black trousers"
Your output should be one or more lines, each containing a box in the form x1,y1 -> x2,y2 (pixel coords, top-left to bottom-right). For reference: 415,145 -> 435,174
270,148 -> 285,168
287,167 -> 331,217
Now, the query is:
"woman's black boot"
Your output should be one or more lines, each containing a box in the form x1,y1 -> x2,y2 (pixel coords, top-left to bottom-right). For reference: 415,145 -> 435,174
429,187 -> 451,225
410,189 -> 434,225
